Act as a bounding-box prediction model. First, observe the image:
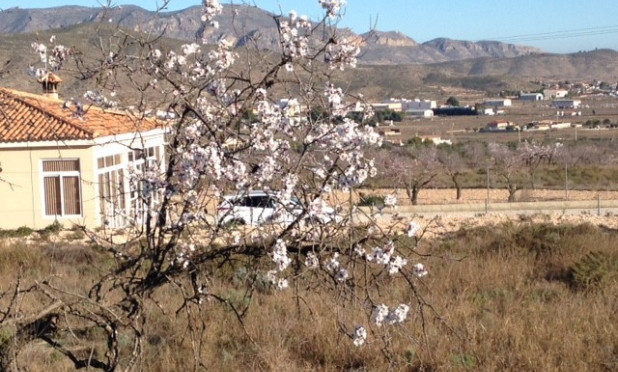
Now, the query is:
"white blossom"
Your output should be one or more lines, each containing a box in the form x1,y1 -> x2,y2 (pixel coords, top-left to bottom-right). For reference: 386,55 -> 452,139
270,239 -> 291,272
335,268 -> 349,282
384,194 -> 398,208
304,252 -> 319,269
202,0 -> 223,22
371,304 -> 389,326
276,278 -> 289,290
387,255 -> 408,275
181,42 -> 200,56
319,0 -> 346,19
407,221 -> 421,237
386,304 -> 409,324
325,37 -> 360,71
412,263 -> 428,278
352,326 -> 367,346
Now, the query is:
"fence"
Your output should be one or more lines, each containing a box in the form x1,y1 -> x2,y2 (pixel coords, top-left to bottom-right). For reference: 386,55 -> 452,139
360,198 -> 618,218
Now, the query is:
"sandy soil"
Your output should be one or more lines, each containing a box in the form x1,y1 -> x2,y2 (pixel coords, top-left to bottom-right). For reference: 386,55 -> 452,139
356,188 -> 618,205
355,188 -> 618,239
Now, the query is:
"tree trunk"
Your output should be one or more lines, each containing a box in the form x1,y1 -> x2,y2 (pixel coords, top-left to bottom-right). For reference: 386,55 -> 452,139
452,175 -> 462,200
507,184 -> 518,202
530,170 -> 536,190
411,185 -> 420,205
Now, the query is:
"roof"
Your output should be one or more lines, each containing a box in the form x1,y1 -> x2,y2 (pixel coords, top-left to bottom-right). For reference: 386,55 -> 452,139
0,88 -> 163,143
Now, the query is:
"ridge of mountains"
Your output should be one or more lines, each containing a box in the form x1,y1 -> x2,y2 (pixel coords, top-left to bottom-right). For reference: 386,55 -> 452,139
0,4 -> 543,65
1,4 -> 618,102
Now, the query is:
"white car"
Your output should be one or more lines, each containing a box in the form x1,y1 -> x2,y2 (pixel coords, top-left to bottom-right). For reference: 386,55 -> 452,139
216,191 -> 339,226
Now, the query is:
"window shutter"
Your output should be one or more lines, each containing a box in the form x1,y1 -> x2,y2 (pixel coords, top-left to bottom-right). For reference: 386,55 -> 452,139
44,176 -> 61,215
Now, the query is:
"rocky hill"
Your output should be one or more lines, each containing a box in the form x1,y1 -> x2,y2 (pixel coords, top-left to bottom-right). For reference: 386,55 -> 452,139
0,4 -> 543,65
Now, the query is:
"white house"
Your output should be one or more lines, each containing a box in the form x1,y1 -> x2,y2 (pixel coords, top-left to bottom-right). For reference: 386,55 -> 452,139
519,93 -> 544,101
399,99 -> 437,110
405,109 -> 434,118
0,86 -> 167,230
484,99 -> 512,107
544,89 -> 569,99
551,99 -> 581,109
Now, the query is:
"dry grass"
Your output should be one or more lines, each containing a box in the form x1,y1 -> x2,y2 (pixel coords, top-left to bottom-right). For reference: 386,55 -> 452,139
0,220 -> 617,371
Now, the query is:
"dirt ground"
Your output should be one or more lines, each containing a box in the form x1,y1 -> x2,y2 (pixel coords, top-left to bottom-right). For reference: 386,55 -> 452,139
355,188 -> 618,239
357,188 -> 618,205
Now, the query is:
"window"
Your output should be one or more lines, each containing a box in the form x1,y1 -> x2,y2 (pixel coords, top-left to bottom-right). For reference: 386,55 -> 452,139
42,159 -> 82,216
97,153 -> 126,227
128,145 -> 163,222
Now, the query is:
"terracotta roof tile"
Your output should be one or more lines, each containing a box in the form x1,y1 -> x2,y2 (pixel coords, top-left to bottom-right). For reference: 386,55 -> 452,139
0,88 -> 163,143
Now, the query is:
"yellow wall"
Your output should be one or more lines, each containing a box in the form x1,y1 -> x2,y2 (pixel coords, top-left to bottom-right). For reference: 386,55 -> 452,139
0,145 -> 97,230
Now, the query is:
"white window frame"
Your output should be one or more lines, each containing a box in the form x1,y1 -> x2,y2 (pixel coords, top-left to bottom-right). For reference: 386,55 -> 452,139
96,152 -> 128,228
128,145 -> 164,224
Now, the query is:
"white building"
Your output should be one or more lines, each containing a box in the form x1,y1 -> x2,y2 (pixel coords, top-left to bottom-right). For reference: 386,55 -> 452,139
519,93 -> 544,101
545,89 -> 569,99
405,109 -> 434,118
484,99 -> 512,107
551,99 -> 581,109
399,99 -> 437,110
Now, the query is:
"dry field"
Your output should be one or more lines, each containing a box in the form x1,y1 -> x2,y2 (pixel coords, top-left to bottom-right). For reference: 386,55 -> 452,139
1,187 -> 617,371
2,213 -> 617,371
385,95 -> 618,144
358,187 -> 618,205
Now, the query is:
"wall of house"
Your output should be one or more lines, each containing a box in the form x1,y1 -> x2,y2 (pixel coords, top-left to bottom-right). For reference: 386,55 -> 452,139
0,145 -> 97,230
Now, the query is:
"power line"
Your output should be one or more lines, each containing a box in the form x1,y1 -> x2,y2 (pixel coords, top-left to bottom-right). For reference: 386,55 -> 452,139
488,25 -> 618,43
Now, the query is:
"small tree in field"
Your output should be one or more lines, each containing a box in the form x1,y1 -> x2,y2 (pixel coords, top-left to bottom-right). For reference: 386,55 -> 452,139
375,145 -> 440,205
520,140 -> 561,189
446,96 -> 460,107
488,142 -> 522,202
437,146 -> 467,200
0,1 -> 435,370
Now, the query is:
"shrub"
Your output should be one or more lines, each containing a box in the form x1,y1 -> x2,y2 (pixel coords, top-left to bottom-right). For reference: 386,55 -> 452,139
567,251 -> 614,290
0,226 -> 34,238
357,194 -> 385,207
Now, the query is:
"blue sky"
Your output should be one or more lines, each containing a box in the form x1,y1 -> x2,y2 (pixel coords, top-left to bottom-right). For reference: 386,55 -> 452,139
3,0 -> 618,53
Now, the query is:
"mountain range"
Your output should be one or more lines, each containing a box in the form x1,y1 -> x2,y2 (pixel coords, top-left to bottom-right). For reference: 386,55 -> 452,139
1,4 -> 617,102
0,4 -> 543,65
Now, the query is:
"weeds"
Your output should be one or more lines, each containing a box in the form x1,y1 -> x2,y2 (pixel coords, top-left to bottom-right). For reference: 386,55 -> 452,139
0,221 -> 616,370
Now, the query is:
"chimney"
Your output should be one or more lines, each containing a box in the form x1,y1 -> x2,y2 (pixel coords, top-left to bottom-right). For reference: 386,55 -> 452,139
38,72 -> 62,100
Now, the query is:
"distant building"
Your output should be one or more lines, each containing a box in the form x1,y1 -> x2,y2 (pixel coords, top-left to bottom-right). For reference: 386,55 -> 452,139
433,106 -> 477,116
377,128 -> 401,137
371,102 -> 403,112
399,99 -> 437,110
519,93 -> 544,101
544,89 -> 569,99
551,99 -> 581,109
405,109 -> 434,118
484,119 -> 512,131
418,136 -> 452,145
378,128 -> 403,146
550,122 -> 571,129
484,99 -> 512,107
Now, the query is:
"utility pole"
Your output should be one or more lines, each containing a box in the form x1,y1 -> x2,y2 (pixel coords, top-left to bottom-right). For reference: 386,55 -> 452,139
486,165 -> 490,214
565,162 -> 569,200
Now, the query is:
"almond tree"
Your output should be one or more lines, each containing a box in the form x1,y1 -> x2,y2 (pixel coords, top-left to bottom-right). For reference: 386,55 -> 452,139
375,145 -> 440,205
519,140 -> 561,189
0,1 -> 436,370
488,142 -> 522,202
437,146 -> 466,200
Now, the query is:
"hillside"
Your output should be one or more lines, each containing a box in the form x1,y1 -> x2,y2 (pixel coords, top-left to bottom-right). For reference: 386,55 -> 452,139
1,22 -> 617,103
0,4 -> 543,65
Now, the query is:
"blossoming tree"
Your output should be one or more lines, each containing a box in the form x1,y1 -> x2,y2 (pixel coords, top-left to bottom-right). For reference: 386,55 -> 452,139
0,1 -> 433,370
